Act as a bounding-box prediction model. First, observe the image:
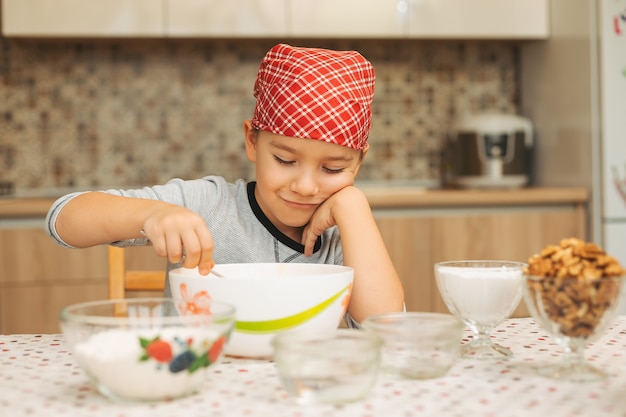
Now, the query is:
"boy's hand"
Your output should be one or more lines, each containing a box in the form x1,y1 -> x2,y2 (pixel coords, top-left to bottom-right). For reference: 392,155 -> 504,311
141,204 -> 215,275
301,186 -> 363,256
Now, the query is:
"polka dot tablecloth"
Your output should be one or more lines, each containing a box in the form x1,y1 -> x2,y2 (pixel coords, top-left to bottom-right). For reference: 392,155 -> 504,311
2,317 -> 626,417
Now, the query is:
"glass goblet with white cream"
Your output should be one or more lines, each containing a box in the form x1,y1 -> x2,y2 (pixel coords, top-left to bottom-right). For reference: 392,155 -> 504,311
434,260 -> 525,360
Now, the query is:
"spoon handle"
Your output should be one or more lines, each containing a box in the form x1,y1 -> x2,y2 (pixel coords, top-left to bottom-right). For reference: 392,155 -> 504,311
211,269 -> 226,278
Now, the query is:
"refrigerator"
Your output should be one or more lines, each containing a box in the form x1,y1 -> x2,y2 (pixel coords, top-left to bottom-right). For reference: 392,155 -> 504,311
599,0 -> 626,311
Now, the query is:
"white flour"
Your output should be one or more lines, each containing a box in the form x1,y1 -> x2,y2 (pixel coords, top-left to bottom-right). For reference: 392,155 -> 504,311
437,266 -> 523,325
73,327 -> 219,401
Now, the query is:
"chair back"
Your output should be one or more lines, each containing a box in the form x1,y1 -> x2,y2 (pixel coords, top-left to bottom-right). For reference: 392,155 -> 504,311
107,245 -> 167,300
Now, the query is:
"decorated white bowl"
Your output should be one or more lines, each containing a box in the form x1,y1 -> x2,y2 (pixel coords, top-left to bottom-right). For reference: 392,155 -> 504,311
60,297 -> 235,402
169,263 -> 354,358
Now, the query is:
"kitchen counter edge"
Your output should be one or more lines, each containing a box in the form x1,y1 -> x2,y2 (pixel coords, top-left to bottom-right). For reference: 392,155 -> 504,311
0,187 -> 589,218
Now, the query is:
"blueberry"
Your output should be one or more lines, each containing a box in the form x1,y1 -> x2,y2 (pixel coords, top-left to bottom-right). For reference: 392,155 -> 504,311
168,351 -> 196,373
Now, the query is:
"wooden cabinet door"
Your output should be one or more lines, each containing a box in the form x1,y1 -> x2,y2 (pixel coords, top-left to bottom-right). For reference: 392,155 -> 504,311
408,0 -> 549,39
167,0 -> 287,37
0,284 -> 108,334
290,0 -> 407,38
0,228 -> 107,285
429,210 -> 586,264
430,209 -> 587,316
0,228 -> 108,334
375,207 -> 586,317
375,215 -> 432,312
2,0 -> 164,37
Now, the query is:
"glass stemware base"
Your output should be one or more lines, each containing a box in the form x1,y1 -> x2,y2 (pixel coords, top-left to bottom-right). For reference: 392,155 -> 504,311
531,341 -> 611,382
461,331 -> 513,360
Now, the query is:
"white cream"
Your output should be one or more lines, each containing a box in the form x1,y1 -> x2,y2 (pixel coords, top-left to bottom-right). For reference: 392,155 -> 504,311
437,266 -> 523,326
72,328 -> 218,401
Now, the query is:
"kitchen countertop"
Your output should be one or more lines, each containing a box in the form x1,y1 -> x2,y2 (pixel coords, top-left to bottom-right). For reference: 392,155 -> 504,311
2,317 -> 626,417
0,186 -> 589,218
359,185 -> 588,208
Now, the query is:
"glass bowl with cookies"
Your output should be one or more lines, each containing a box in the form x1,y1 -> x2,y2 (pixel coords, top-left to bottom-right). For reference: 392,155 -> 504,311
522,237 -> 626,382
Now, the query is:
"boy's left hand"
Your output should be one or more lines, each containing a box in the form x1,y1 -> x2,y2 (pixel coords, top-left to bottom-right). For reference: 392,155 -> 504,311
301,185 -> 363,256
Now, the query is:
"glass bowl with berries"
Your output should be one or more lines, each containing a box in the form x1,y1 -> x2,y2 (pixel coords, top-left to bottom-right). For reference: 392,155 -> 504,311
60,297 -> 235,402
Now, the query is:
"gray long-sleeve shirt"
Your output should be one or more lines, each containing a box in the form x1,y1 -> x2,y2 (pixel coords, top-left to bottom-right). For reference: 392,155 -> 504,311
45,176 -> 358,326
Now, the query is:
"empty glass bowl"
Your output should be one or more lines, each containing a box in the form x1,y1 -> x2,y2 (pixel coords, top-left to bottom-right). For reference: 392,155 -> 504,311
60,297 -> 236,402
362,312 -> 463,379
272,328 -> 382,405
435,260 -> 525,360
523,274 -> 625,381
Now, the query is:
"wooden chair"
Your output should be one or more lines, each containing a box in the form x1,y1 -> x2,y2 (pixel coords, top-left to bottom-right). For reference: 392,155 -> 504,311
107,245 -> 167,300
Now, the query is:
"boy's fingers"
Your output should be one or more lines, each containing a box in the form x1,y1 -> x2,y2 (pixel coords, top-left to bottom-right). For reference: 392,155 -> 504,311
146,234 -> 168,259
197,259 -> 215,276
197,246 -> 215,276
165,234 -> 184,264
301,229 -> 317,257
180,241 -> 200,270
196,227 -> 215,275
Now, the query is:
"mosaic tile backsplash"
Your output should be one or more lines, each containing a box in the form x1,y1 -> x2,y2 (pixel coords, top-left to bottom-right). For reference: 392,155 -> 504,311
0,38 -> 520,191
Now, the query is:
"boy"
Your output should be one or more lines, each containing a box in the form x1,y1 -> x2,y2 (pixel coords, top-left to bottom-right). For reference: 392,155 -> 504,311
45,43 -> 405,326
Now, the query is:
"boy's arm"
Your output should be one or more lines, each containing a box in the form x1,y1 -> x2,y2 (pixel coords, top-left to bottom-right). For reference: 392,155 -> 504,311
302,186 -> 405,323
52,191 -> 215,274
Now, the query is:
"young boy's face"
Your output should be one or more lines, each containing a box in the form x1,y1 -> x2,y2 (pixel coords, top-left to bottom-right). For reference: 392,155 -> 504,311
244,121 -> 367,239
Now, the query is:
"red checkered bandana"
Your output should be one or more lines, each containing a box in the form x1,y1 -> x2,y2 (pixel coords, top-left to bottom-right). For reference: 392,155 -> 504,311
251,44 -> 375,150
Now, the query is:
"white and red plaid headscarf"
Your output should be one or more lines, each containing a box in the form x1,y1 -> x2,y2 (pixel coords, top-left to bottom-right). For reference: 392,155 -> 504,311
251,44 -> 375,151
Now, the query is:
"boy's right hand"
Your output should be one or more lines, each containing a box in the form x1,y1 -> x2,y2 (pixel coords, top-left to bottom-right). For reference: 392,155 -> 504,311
141,204 -> 215,275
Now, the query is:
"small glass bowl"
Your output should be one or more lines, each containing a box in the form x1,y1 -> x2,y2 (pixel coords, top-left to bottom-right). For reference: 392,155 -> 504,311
60,297 -> 236,402
272,328 -> 382,405
362,312 -> 463,379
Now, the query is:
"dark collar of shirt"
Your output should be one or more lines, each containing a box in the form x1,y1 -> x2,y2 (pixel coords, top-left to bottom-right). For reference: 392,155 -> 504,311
247,181 -> 322,254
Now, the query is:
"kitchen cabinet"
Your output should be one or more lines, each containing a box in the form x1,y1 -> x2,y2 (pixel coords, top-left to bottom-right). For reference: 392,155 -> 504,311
0,187 -> 586,332
289,0 -> 407,38
167,0 -> 287,37
376,205 -> 587,317
408,0 -> 550,39
2,0 -> 164,37
2,0 -> 549,39
0,228 -> 108,333
6,214 -> 562,334
290,0 -> 549,39
0,227 -> 166,334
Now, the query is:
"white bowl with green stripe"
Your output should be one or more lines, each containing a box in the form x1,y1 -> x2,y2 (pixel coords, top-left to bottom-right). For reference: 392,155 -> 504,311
169,263 -> 354,359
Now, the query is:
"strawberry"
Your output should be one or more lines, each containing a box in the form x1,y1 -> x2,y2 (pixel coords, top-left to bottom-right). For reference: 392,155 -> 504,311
146,339 -> 173,363
208,336 -> 226,363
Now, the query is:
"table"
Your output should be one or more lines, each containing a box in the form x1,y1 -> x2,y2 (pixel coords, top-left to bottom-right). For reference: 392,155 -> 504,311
2,317 -> 626,417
